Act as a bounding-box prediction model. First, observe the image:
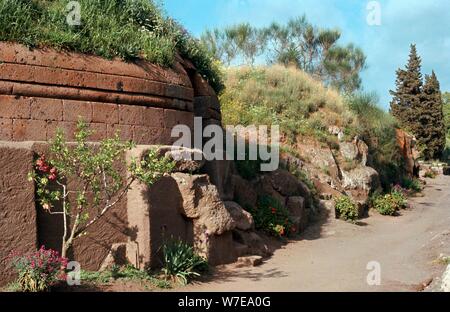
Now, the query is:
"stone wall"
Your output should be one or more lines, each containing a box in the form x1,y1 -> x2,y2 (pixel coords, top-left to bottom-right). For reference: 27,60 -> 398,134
0,142 -> 37,285
0,42 -> 223,285
0,42 -> 200,145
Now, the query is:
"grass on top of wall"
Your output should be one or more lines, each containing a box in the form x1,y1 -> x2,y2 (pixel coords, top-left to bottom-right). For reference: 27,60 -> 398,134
0,0 -> 224,93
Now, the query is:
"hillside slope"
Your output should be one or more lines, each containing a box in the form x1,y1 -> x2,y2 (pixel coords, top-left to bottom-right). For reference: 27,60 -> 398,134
220,65 -> 407,216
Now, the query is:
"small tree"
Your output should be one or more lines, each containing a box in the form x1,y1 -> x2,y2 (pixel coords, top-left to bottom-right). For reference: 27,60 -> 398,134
28,120 -> 175,258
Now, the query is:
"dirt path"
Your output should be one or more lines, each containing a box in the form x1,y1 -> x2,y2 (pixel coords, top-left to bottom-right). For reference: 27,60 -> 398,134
183,175 -> 450,292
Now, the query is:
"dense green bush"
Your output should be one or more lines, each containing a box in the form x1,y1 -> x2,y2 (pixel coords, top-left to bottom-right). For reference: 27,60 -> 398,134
162,239 -> 208,286
372,188 -> 408,216
334,196 -> 359,222
0,0 -> 223,92
250,196 -> 294,237
345,92 -> 404,189
401,177 -> 422,193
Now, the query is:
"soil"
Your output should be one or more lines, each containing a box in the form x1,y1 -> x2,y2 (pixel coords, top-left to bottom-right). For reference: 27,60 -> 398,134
181,175 -> 450,292
6,175 -> 448,292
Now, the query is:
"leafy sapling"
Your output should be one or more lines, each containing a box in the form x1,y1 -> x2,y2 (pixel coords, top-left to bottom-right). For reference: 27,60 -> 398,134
29,120 -> 175,258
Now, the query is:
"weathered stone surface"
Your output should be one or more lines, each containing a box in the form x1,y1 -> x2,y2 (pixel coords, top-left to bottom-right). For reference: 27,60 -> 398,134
99,242 -> 139,271
356,139 -> 369,167
194,228 -> 236,265
339,137 -> 369,167
203,159 -> 235,201
280,153 -> 305,172
318,200 -> 336,219
233,230 -> 271,257
286,196 -> 305,217
232,174 -> 258,209
266,169 -> 312,206
256,175 -> 286,207
313,179 -> 343,200
233,242 -> 249,258
396,129 -> 420,177
328,125 -> 345,141
340,142 -> 359,161
224,201 -> 254,231
297,141 -> 340,183
341,166 -> 380,192
268,169 -> 302,196
0,42 -> 199,145
172,173 -> 235,235
126,147 -> 193,269
444,167 -> 450,176
157,146 -> 205,173
0,143 -> 37,286
287,197 -> 309,232
236,256 -> 263,267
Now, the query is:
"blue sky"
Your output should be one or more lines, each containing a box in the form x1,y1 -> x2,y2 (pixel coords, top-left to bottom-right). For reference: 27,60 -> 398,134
163,0 -> 450,110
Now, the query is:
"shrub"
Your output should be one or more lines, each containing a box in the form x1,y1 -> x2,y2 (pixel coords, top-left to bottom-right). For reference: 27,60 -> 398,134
424,169 -> 438,179
250,196 -> 295,237
372,188 -> 408,216
162,239 -> 208,286
401,177 -> 422,193
334,196 -> 359,222
0,0 -> 223,93
8,246 -> 68,292
345,92 -> 404,190
372,195 -> 397,216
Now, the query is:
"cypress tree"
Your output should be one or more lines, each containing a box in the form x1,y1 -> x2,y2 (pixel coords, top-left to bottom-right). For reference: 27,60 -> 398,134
420,71 -> 446,159
390,44 -> 423,132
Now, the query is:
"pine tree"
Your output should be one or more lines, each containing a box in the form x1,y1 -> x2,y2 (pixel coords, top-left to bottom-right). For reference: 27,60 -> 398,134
419,71 -> 446,159
390,44 -> 423,132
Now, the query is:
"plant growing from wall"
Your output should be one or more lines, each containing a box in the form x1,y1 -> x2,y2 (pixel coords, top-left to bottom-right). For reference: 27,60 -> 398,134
28,120 -> 175,258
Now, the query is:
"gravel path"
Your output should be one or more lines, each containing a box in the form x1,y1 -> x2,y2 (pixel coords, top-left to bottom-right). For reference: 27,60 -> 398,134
183,175 -> 450,292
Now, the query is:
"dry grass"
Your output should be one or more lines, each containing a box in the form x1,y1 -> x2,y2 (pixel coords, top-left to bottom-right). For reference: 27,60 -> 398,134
221,65 -> 355,143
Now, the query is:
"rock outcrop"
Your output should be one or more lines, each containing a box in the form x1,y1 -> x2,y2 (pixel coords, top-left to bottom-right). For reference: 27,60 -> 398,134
396,129 -> 420,177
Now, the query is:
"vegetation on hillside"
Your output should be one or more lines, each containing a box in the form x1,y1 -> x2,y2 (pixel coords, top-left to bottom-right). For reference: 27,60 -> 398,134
0,0 -> 223,92
201,15 -> 366,93
221,65 -> 352,145
390,44 -> 446,160
220,65 -> 403,189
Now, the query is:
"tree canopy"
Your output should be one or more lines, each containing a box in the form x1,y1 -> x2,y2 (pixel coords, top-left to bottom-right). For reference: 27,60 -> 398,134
201,15 -> 366,94
390,45 -> 446,160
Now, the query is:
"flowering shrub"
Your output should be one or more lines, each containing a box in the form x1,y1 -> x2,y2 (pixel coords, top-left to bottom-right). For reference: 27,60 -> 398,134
250,196 -> 294,238
334,196 -> 359,222
8,246 -> 68,292
372,189 -> 408,216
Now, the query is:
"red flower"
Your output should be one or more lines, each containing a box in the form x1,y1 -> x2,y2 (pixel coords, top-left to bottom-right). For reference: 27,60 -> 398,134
271,207 -> 277,214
